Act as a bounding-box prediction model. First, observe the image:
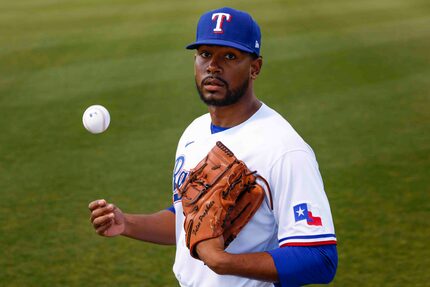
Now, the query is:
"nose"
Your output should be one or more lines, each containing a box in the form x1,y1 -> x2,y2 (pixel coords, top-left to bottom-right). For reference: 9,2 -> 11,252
206,57 -> 222,74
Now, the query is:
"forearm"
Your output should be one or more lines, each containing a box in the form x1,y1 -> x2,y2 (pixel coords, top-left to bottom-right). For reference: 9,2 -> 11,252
209,251 -> 278,282
196,238 -> 337,285
122,209 -> 175,245
196,237 -> 278,282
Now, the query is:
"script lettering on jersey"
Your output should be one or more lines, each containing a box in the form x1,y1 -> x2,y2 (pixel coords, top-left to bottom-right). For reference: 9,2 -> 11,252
211,13 -> 232,33
173,156 -> 189,202
192,200 -> 215,235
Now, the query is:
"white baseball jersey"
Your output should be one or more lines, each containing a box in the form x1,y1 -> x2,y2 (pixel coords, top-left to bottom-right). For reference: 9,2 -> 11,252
171,103 -> 336,287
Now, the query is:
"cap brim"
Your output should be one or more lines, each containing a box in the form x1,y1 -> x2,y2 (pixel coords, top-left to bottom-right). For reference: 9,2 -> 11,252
186,39 -> 255,54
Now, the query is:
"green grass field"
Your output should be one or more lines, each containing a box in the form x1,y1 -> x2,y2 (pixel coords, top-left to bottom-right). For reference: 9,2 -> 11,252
1,0 -> 429,286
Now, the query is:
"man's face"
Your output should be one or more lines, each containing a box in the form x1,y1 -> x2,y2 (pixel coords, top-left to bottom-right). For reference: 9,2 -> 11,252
194,45 -> 256,107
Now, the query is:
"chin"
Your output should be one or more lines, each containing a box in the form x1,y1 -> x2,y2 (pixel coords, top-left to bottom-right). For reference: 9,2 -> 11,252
204,92 -> 226,102
197,83 -> 244,107
200,93 -> 228,106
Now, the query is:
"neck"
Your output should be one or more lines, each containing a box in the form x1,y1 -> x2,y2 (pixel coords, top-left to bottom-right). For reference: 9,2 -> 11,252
208,93 -> 262,128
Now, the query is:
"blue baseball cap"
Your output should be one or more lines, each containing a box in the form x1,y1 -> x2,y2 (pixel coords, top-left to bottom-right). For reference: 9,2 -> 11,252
186,7 -> 261,56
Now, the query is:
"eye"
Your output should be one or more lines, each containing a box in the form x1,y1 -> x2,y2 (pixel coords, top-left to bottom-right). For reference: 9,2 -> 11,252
225,53 -> 236,60
200,51 -> 211,58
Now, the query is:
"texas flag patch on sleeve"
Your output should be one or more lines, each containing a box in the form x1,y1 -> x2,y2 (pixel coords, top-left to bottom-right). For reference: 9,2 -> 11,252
293,203 -> 322,226
278,202 -> 336,247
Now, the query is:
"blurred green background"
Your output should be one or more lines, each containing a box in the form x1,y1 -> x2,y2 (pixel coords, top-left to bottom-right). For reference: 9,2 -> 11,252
1,0 -> 429,286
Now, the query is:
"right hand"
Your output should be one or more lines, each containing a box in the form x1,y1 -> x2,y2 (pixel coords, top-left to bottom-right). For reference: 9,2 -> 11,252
88,199 -> 125,237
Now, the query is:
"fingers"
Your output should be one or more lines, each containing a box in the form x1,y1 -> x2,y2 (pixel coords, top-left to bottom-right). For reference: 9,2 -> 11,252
91,207 -> 115,236
93,213 -> 115,235
88,199 -> 107,211
92,212 -> 115,227
90,203 -> 115,222
89,199 -> 114,228
88,199 -> 124,237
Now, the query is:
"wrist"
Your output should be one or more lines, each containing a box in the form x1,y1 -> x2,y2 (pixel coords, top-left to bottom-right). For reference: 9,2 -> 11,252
201,249 -> 231,275
121,214 -> 131,236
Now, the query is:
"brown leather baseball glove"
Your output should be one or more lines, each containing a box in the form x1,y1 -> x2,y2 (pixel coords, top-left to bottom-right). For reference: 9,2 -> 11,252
179,141 -> 266,259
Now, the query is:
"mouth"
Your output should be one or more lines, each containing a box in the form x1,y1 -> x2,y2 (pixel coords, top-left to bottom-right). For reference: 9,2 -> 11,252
203,77 -> 225,86
202,77 -> 227,93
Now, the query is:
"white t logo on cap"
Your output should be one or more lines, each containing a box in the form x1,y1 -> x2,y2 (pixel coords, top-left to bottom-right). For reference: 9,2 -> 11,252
212,13 -> 232,34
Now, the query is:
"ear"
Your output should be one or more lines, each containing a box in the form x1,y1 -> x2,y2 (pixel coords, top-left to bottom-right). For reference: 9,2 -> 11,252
250,56 -> 263,80
194,53 -> 198,76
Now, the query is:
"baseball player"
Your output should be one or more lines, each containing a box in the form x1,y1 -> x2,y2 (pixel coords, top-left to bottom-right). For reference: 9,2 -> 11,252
89,7 -> 337,287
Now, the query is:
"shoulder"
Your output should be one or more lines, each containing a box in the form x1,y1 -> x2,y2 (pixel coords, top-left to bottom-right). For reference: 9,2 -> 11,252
221,104 -> 317,176
240,103 -> 314,156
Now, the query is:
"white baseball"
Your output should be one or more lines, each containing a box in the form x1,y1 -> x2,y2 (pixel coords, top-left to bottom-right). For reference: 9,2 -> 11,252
82,105 -> 111,134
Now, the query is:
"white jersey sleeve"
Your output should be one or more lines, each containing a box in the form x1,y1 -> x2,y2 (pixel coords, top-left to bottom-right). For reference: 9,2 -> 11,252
269,149 -> 336,247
